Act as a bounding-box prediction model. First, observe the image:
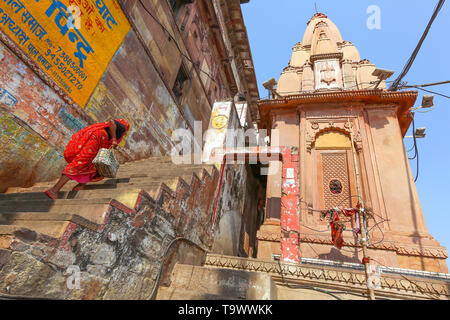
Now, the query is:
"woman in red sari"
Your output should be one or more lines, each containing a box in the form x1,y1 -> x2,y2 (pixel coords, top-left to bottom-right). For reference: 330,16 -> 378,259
45,119 -> 130,199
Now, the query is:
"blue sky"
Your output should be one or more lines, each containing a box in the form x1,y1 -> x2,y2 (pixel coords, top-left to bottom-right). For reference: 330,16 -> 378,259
242,1 -> 450,259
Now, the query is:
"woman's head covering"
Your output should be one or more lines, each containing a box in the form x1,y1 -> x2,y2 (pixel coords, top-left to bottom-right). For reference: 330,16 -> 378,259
114,119 -> 130,143
104,119 -> 130,142
115,119 -> 130,131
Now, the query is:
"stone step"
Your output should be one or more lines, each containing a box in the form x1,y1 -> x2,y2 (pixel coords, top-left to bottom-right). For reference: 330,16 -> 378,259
0,210 -> 106,234
5,168 -> 208,192
5,167 -> 213,193
0,188 -> 143,209
0,220 -> 72,239
120,155 -> 205,166
0,198 -> 113,226
116,165 -> 213,177
4,174 -> 193,197
159,263 -> 274,300
156,287 -> 239,300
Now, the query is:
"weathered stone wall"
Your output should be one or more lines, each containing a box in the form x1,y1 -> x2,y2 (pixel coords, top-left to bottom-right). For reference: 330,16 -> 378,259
0,0 -> 238,192
202,99 -> 263,258
0,160 -> 223,299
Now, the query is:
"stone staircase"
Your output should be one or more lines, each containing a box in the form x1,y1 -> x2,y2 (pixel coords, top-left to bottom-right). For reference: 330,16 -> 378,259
0,156 -> 223,299
0,156 -> 218,240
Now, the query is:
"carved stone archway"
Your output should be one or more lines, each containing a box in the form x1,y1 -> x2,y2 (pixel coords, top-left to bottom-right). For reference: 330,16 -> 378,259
305,119 -> 363,153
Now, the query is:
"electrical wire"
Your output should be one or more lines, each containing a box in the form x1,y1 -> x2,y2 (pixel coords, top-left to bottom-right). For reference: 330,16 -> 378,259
147,236 -> 209,300
300,197 -> 389,251
408,113 -> 418,160
416,107 -> 436,114
389,0 -> 446,91
276,259 -> 372,299
408,112 -> 420,182
415,86 -> 450,99
368,257 -> 442,300
367,215 -> 386,247
400,80 -> 450,88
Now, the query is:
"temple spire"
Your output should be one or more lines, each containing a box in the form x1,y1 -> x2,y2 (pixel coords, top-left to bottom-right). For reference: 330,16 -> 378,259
276,13 -> 385,95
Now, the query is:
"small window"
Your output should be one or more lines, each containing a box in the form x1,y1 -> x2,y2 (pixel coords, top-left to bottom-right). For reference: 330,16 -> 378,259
173,66 -> 189,102
169,0 -> 193,17
329,179 -> 343,194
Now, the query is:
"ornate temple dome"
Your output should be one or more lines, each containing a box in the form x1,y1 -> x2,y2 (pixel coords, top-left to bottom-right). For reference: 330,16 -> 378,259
276,13 -> 384,95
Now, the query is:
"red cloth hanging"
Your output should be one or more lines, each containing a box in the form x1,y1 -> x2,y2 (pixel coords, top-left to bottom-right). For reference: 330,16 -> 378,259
330,208 -> 358,249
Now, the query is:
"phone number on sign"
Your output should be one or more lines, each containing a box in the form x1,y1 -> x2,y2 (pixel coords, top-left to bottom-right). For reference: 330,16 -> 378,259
44,48 -> 87,91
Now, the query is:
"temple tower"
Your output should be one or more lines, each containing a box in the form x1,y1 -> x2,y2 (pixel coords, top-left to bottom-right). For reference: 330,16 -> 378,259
257,13 -> 448,273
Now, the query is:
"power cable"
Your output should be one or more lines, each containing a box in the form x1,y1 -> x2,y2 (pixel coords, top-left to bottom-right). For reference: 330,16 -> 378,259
408,112 -> 418,161
147,236 -> 209,300
368,257 -> 442,300
389,0 -> 446,91
400,80 -> 450,88
276,259 -> 372,299
408,112 -> 420,182
415,86 -> 450,99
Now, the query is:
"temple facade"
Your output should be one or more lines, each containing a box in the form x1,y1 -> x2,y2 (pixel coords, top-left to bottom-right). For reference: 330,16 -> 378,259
256,13 -> 448,273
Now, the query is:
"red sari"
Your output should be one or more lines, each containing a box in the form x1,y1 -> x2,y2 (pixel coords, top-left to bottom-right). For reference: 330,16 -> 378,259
62,119 -> 130,183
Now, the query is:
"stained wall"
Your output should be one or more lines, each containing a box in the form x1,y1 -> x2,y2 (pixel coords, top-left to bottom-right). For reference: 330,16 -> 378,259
0,0 -> 239,192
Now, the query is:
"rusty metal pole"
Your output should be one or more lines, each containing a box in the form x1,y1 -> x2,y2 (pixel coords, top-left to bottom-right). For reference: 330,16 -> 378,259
348,119 -> 376,300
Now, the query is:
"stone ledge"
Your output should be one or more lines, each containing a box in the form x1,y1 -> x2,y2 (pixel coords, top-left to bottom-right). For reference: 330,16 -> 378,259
204,253 -> 449,300
256,230 -> 448,259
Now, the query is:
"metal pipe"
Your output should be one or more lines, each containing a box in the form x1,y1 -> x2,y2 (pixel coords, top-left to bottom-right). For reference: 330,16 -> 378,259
348,118 -> 376,300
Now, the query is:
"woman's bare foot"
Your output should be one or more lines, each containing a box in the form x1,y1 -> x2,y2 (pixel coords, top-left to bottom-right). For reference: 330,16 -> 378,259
91,173 -> 104,182
46,175 -> 70,199
72,183 -> 86,191
45,189 -> 58,200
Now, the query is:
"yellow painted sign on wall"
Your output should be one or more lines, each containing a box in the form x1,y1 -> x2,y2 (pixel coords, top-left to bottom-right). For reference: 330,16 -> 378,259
0,0 -> 130,107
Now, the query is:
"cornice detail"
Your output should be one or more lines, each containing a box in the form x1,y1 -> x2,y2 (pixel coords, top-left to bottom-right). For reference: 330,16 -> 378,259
204,254 -> 449,299
310,52 -> 343,62
256,231 -> 448,259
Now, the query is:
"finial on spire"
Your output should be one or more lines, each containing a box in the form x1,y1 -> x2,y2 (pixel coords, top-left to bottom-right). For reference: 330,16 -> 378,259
315,2 -> 318,14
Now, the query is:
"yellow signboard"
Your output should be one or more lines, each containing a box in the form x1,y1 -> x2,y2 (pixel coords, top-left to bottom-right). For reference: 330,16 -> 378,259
0,0 -> 130,107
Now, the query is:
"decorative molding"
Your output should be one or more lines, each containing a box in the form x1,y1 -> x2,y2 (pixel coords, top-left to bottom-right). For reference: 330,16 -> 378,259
282,66 -> 303,73
256,231 -> 448,259
292,42 -> 304,51
310,52 -> 343,63
204,254 -> 449,299
303,118 -> 362,153
258,90 -> 417,107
